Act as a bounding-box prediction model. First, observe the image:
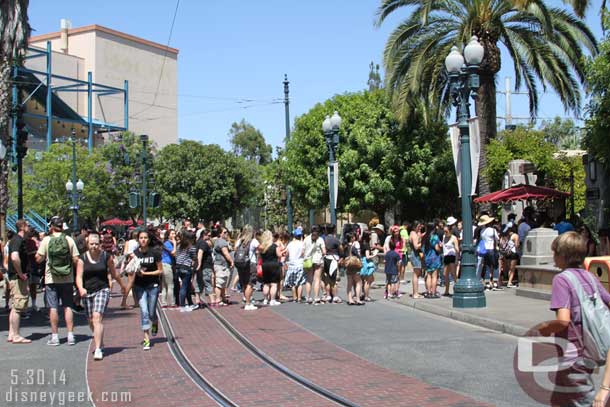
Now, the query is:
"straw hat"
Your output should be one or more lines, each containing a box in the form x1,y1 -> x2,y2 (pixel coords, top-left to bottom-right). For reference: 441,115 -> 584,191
477,215 -> 495,226
446,216 -> 458,226
373,224 -> 385,233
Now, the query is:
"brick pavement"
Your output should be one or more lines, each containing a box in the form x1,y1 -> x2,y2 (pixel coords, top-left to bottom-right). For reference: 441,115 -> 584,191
164,306 -> 336,407
215,302 -> 491,407
86,294 -> 217,407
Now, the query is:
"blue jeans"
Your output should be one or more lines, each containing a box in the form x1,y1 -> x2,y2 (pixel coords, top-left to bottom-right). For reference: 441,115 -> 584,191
177,268 -> 192,306
134,284 -> 160,331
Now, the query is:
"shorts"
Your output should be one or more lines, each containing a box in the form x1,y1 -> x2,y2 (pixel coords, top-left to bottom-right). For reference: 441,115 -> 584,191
323,256 -> 338,284
45,283 -> 75,309
503,253 -> 519,261
401,254 -> 408,266
29,273 -> 42,285
213,265 -> 230,289
386,274 -> 399,285
200,268 -> 213,294
9,279 -> 29,313
262,262 -> 281,284
409,251 -> 422,269
284,265 -> 306,288
82,288 -> 110,318
483,251 -> 499,269
443,255 -> 457,265
237,263 -> 257,288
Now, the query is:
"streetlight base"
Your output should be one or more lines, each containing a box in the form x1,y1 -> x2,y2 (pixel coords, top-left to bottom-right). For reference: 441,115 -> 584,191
452,278 -> 486,308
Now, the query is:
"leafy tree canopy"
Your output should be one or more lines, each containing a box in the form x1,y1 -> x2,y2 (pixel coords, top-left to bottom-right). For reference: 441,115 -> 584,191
486,126 -> 585,214
540,117 -> 582,150
154,141 -> 258,222
229,119 -> 272,165
284,89 -> 457,221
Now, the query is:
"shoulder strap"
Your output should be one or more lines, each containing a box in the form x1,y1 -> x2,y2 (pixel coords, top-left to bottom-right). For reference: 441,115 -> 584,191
562,270 -> 589,306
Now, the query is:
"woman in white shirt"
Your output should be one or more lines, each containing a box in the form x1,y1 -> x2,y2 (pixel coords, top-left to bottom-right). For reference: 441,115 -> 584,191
284,228 -> 305,302
303,225 -> 326,304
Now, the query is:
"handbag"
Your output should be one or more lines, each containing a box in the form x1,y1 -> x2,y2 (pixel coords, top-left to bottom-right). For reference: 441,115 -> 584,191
303,258 -> 313,269
124,255 -> 140,275
256,257 -> 263,279
345,256 -> 363,272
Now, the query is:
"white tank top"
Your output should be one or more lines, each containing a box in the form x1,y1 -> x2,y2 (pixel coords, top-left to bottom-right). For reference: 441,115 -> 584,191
443,236 -> 457,256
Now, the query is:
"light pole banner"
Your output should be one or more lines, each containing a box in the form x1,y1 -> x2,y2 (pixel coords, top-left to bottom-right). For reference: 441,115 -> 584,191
327,162 -> 339,209
449,117 -> 480,197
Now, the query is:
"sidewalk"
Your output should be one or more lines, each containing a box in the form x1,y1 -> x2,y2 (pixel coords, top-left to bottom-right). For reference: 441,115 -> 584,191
367,271 -> 555,336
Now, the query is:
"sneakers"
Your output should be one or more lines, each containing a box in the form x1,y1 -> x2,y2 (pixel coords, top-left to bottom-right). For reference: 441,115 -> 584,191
262,299 -> 269,305
151,322 -> 158,337
269,300 -> 281,306
47,336 -> 60,346
492,282 -> 504,291
506,283 -> 517,288
244,304 -> 258,311
189,304 -> 200,310
93,348 -> 103,361
180,306 -> 193,313
142,339 -> 151,350
306,297 -> 313,304
67,333 -> 76,346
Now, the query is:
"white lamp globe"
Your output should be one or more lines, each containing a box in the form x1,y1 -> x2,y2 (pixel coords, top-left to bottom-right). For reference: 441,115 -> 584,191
322,115 -> 332,132
464,36 -> 484,65
65,180 -> 73,192
330,111 -> 342,130
445,46 -> 464,73
76,179 -> 84,191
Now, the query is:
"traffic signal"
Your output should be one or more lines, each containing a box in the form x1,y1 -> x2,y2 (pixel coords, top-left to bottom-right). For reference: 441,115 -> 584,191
129,191 -> 139,208
149,192 -> 160,208
15,119 -> 28,158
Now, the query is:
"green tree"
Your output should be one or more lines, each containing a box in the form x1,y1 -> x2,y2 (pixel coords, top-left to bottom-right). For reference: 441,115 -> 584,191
14,143 -> 113,226
585,13 -> 610,166
541,117 -> 582,149
376,0 -> 596,197
0,0 -> 30,231
284,89 -> 456,221
367,61 -> 382,91
229,119 -> 272,165
154,141 -> 257,222
486,126 -> 585,214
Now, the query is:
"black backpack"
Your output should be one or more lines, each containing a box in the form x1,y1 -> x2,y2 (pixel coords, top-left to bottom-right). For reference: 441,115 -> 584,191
234,240 -> 250,268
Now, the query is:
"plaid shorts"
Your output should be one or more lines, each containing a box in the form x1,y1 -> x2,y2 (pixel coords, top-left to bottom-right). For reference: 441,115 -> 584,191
82,288 -> 110,318
284,265 -> 305,288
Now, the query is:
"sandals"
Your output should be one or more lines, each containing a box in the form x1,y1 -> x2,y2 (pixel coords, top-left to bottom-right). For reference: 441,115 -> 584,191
356,301 -> 365,306
333,297 -> 343,304
347,301 -> 356,306
11,337 -> 32,344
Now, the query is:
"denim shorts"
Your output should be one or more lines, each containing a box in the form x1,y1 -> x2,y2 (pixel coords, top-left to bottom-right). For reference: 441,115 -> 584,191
45,283 -> 74,309
409,252 -> 422,269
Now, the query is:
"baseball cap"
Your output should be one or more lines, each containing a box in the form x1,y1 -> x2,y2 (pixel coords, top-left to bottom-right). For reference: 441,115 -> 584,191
293,227 -> 303,237
49,216 -> 63,228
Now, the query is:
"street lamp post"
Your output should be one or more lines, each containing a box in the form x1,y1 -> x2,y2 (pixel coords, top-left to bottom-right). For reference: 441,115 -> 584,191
140,134 -> 149,227
65,130 -> 84,234
445,36 -> 486,308
283,75 -> 293,233
322,111 -> 341,226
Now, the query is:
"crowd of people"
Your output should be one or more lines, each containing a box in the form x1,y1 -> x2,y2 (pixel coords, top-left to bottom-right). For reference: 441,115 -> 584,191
0,208 -> 604,361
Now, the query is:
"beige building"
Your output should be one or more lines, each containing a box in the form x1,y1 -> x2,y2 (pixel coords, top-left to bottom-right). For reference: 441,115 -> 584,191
28,21 -> 178,148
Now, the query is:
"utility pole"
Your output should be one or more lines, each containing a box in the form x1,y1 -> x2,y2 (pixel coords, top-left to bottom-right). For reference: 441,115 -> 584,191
284,74 -> 293,233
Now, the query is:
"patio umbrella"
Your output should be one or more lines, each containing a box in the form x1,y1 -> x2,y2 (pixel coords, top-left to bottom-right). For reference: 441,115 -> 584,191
474,184 -> 570,204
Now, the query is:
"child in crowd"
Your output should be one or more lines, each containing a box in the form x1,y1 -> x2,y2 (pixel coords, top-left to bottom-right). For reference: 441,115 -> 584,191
384,240 -> 400,299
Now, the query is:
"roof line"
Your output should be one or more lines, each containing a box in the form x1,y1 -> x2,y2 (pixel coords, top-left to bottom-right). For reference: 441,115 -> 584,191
29,24 -> 179,55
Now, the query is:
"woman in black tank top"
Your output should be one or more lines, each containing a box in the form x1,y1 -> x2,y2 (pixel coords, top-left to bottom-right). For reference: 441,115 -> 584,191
76,232 -> 126,361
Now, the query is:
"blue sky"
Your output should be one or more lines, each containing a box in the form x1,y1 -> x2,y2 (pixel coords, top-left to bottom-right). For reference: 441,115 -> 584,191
29,0 -> 605,151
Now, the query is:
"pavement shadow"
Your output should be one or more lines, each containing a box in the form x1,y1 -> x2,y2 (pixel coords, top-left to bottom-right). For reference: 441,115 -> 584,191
101,346 -> 130,356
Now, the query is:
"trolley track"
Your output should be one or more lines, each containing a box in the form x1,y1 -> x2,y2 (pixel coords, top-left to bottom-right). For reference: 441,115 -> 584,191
158,303 -> 361,407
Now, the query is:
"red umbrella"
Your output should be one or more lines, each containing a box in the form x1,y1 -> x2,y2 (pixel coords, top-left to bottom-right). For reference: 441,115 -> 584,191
474,184 -> 570,204
100,217 -> 127,226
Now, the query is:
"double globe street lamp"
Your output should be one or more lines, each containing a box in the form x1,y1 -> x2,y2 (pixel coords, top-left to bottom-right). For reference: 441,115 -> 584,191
322,111 -> 341,226
444,36 -> 486,308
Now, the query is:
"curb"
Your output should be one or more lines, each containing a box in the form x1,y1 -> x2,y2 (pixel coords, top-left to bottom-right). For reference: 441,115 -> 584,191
400,299 -> 528,337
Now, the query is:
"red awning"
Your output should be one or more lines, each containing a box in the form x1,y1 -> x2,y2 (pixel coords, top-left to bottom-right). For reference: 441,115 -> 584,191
474,184 -> 570,204
100,218 -> 143,226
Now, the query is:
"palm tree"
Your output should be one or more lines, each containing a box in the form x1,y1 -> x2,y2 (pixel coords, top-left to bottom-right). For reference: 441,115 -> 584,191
376,0 -> 596,196
0,0 -> 30,234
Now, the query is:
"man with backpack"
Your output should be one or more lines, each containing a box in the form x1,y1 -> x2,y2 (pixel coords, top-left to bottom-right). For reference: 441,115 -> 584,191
35,216 -> 80,346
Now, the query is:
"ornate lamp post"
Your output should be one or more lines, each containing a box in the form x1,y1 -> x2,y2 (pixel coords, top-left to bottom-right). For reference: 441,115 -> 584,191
65,130 -> 84,234
445,36 -> 486,308
322,111 -> 341,226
